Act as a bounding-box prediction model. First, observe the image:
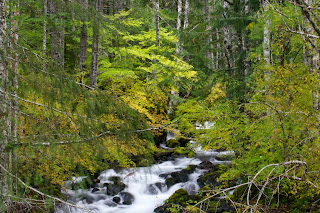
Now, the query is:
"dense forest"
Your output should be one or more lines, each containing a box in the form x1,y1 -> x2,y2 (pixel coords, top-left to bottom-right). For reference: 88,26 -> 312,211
0,0 -> 320,212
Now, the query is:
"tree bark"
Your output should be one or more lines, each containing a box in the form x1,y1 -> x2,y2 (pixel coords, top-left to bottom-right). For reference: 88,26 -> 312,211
263,0 -> 271,78
43,0 -> 47,72
155,0 -> 160,47
205,0 -> 214,70
79,0 -> 88,84
176,0 -> 182,53
303,0 -> 319,109
48,0 -> 65,68
0,0 -> 9,198
223,0 -> 233,70
90,0 -> 103,88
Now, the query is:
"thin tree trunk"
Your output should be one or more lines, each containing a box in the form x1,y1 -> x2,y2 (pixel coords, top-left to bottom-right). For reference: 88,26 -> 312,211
205,0 -> 214,70
43,0 -> 47,72
183,0 -> 189,61
303,0 -> 319,109
176,0 -> 182,53
243,0 -> 250,77
79,0 -> 88,84
155,0 -> 160,47
223,0 -> 233,70
90,0 -> 102,88
48,0 -> 64,68
263,0 -> 271,78
11,0 -> 18,145
0,0 -> 9,199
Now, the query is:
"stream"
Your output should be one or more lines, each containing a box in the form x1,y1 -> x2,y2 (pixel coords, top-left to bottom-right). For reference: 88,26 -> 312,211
56,125 -> 233,213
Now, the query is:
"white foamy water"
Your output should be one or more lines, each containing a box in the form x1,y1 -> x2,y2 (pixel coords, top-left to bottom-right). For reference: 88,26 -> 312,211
56,122 -> 234,213
56,157 -> 203,213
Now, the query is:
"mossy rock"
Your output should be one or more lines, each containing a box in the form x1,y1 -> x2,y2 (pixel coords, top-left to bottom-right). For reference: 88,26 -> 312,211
166,188 -> 189,205
197,171 -> 222,188
166,139 -> 180,148
154,203 -> 183,213
176,136 -> 190,147
185,205 -> 205,213
173,147 -> 194,157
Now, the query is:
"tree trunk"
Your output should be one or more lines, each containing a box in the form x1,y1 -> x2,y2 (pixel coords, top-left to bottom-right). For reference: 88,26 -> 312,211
90,0 -> 102,88
263,0 -> 271,78
303,0 -> 319,109
183,0 -> 189,61
79,0 -> 88,84
43,0 -> 47,72
205,0 -> 214,70
223,0 -> 233,70
0,0 -> 9,199
176,0 -> 182,53
48,0 -> 65,68
154,0 -> 160,47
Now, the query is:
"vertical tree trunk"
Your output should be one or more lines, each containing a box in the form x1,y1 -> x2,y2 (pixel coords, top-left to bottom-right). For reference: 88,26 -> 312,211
90,0 -> 102,88
176,0 -> 182,53
183,0 -> 189,61
43,0 -> 47,72
79,0 -> 88,84
223,0 -> 233,70
48,0 -> 65,68
243,0 -> 250,77
154,0 -> 160,47
11,0 -> 19,145
205,0 -> 214,70
263,0 -> 271,78
303,0 -> 319,109
0,0 -> 8,199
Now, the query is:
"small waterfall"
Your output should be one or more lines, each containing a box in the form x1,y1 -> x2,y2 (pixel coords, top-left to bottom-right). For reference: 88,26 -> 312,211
56,121 -> 233,213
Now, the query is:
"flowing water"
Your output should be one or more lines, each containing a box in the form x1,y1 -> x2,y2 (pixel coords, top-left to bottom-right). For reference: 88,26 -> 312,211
56,122 -> 233,213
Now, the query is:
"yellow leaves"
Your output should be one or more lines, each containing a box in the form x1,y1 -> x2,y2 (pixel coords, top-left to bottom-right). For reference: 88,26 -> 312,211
205,83 -> 226,104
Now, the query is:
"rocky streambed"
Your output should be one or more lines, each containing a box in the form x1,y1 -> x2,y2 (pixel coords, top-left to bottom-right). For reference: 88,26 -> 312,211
55,147 -> 235,213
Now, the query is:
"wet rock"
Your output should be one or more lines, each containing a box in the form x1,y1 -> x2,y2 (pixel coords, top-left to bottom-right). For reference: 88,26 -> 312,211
112,196 -> 121,204
104,200 -> 117,207
108,176 -> 121,183
197,160 -> 214,170
119,192 -> 135,203
104,182 -> 126,196
122,200 -> 132,205
83,194 -> 95,204
154,150 -> 174,162
155,182 -> 166,191
197,172 -> 221,188
146,184 -> 159,195
154,130 -> 167,146
154,204 -> 181,213
104,176 -> 127,196
162,165 -> 197,188
83,193 -> 106,204
92,187 -> 100,193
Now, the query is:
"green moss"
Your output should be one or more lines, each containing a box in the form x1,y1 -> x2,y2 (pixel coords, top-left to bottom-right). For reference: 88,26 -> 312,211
166,139 -> 180,148
176,136 -> 190,147
173,147 -> 194,157
185,205 -> 205,213
166,189 -> 189,205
